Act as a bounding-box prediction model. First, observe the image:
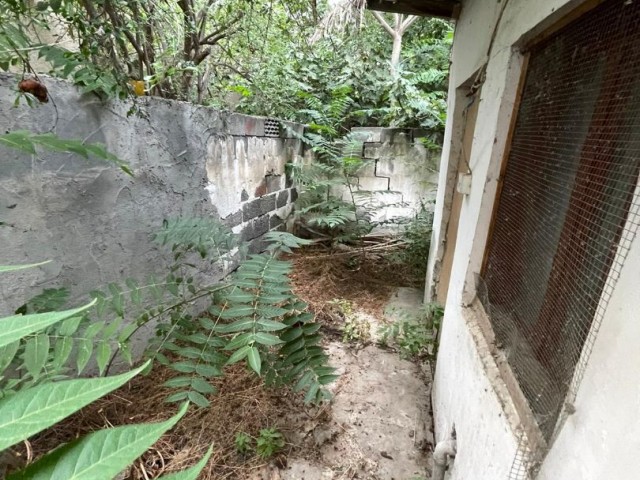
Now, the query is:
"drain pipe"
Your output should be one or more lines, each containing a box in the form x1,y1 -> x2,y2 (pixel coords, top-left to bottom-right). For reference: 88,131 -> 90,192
433,427 -> 457,480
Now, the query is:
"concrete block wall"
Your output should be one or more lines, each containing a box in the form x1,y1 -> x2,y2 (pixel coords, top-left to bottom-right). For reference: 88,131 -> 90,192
0,73 -> 302,313
350,127 -> 440,227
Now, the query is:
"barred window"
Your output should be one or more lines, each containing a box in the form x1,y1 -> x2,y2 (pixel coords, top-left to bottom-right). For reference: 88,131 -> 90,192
480,0 -> 640,442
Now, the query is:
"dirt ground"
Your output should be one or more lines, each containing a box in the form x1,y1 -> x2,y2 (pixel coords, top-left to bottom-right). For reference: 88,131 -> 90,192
11,251 -> 434,480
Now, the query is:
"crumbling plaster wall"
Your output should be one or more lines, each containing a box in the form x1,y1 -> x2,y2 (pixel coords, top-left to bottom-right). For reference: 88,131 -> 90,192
0,73 -> 301,313
350,127 -> 439,226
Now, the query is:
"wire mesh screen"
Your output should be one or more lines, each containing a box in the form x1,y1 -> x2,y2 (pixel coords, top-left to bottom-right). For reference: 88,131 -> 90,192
480,0 -> 640,462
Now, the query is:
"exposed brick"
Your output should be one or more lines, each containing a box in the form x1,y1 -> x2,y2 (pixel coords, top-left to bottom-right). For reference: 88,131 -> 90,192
290,188 -> 298,203
241,215 -> 269,241
269,214 -> 284,230
241,189 -> 249,201
248,235 -> 270,254
222,210 -> 242,228
276,189 -> 289,208
243,193 -> 276,221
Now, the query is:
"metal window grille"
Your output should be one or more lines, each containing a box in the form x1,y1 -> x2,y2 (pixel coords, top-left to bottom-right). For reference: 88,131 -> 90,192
478,1 -> 640,475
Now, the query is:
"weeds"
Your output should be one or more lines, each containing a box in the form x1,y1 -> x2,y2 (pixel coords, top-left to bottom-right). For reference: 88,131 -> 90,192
256,428 -> 285,458
379,303 -> 443,360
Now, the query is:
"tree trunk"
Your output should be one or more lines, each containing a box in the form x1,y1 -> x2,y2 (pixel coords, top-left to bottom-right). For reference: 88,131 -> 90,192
390,32 -> 402,74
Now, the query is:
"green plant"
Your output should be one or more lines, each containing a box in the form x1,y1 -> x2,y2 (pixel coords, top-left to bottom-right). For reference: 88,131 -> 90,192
286,88 -> 380,246
378,303 -> 443,360
0,263 -> 210,479
234,431 -> 252,455
255,428 -> 285,459
398,203 -> 434,279
0,131 -> 133,176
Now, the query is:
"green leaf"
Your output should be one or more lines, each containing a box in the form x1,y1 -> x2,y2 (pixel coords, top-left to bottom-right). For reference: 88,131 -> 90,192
8,402 -> 188,480
224,333 -> 254,351
118,323 -> 138,342
165,391 -> 188,403
280,327 -> 303,342
0,300 -> 96,348
194,364 -> 221,378
0,362 -> 148,451
96,341 -> 112,375
304,383 -> 320,404
254,332 -> 283,346
215,318 -> 256,334
163,376 -> 192,388
318,374 -> 340,385
187,391 -> 210,408
247,347 -> 261,375
190,377 -> 216,395
58,316 -> 83,336
219,306 -> 257,320
226,345 -> 251,365
24,333 -> 50,379
0,261 -> 50,273
52,337 -> 73,370
76,338 -> 93,374
280,337 -> 306,356
84,321 -> 104,339
256,319 -> 288,332
157,446 -> 213,480
0,341 -> 19,372
171,361 -> 197,373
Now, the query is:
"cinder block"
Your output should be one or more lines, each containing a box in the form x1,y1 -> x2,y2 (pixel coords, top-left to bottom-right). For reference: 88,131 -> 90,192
243,194 -> 276,221
226,113 -> 264,136
363,143 -> 382,159
276,189 -> 289,208
223,210 -> 242,228
376,158 -> 395,177
241,215 -> 269,241
269,213 -> 284,230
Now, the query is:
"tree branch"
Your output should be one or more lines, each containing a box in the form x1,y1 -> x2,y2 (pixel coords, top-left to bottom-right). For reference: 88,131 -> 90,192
371,11 -> 395,38
401,14 -> 418,33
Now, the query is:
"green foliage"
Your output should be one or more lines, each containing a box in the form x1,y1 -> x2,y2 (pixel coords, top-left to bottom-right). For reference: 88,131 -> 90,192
8,403 -> 189,480
398,203 -> 434,279
158,230 -> 334,407
329,299 -> 371,345
1,1 -> 451,128
0,131 -> 133,176
21,218 -> 336,408
286,89 -> 381,244
378,303 -> 443,360
0,264 -> 207,480
255,428 -> 285,459
234,431 -> 253,455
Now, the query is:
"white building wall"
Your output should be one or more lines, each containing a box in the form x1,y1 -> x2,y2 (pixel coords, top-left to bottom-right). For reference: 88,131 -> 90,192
428,0 -> 639,479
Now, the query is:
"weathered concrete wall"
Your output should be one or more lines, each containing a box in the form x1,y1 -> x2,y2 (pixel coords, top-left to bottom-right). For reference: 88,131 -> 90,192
0,73 -> 301,314
350,127 -> 439,226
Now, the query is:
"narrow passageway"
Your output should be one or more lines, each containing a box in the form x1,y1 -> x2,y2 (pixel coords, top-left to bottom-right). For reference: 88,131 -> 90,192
276,251 -> 436,480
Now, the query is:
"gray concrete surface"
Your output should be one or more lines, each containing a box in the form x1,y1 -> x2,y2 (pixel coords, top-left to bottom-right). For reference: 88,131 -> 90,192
0,73 -> 302,315
279,287 -> 433,480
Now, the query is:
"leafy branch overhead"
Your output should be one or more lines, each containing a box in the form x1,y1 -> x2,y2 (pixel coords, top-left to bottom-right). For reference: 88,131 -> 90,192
0,131 -> 133,175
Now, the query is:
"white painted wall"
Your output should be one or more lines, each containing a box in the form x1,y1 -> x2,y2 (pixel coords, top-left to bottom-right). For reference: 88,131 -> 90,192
427,0 -> 640,479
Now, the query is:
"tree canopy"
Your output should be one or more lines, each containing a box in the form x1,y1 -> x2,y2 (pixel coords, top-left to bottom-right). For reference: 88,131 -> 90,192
0,0 -> 452,129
